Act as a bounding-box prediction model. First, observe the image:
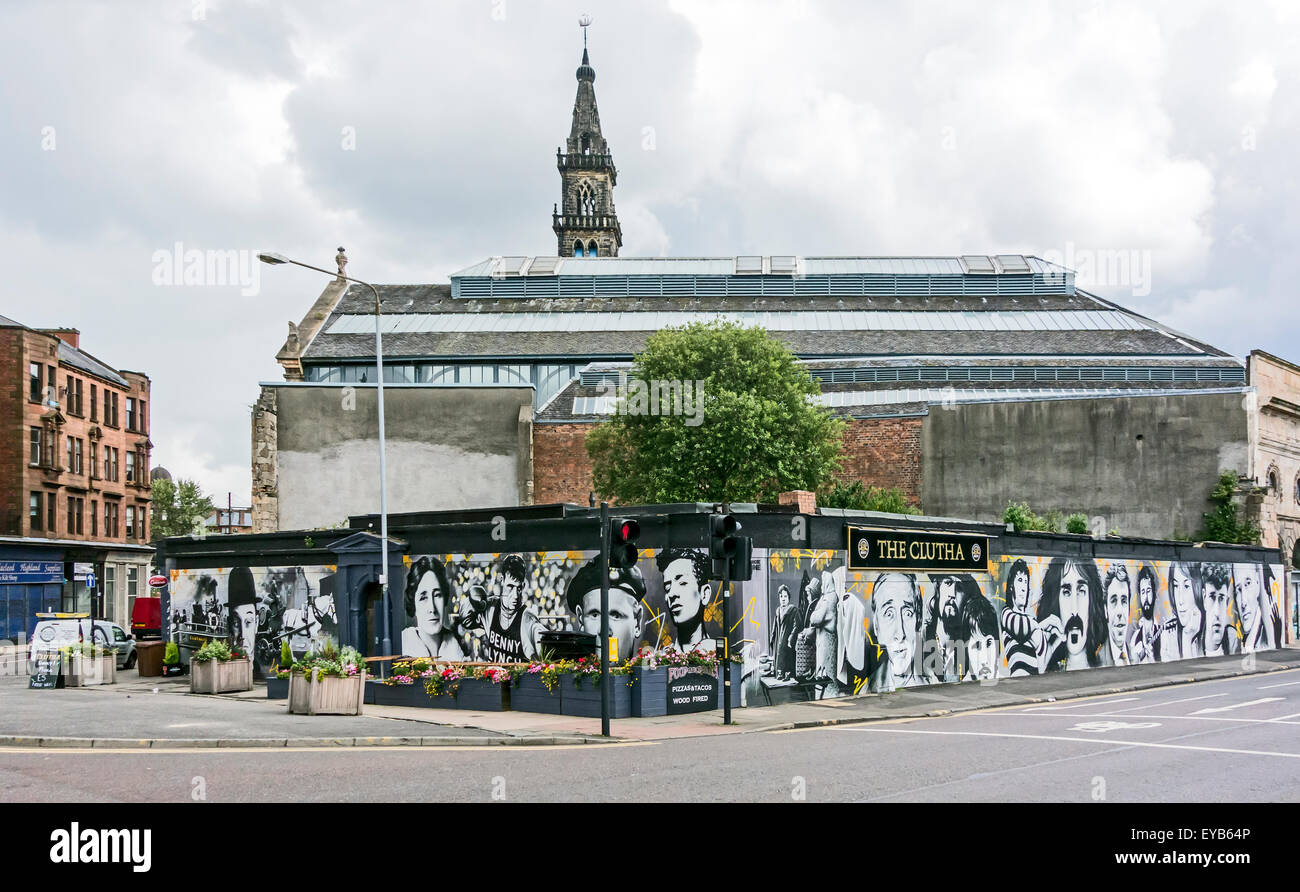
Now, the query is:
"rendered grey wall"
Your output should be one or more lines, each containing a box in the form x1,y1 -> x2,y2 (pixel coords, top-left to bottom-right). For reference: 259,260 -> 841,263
922,391 -> 1251,539
270,385 -> 533,530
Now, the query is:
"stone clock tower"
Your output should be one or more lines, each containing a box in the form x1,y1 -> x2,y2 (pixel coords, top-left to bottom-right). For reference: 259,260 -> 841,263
552,18 -> 622,257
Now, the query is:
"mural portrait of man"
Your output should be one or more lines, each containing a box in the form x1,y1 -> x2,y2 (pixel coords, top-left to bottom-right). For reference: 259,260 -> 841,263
656,547 -> 715,652
959,590 -> 1000,681
1200,562 -> 1238,657
869,572 -> 923,691
1234,563 -> 1274,654
1037,557 -> 1107,670
226,566 -> 258,656
925,573 -> 982,681
566,558 -> 646,663
1125,565 -> 1161,664
470,554 -> 543,663
1102,564 -> 1132,667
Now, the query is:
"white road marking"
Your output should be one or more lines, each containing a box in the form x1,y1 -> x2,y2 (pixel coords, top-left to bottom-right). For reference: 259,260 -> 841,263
1022,697 -> 1139,712
1258,680 -> 1300,690
1267,712 -> 1300,723
840,726 -> 1300,759
1191,697 -> 1284,715
1106,693 -> 1227,712
982,710 -> 1300,726
1066,720 -> 1161,733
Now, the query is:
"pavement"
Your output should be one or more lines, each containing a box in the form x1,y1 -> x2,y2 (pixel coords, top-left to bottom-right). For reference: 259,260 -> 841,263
0,647 -> 1297,748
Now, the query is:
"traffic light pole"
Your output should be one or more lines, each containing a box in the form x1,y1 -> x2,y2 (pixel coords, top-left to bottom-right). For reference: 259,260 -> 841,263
599,500 -> 611,738
722,559 -> 731,726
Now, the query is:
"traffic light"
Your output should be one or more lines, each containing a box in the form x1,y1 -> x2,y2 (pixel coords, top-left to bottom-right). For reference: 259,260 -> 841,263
709,514 -> 754,581
609,517 -> 641,569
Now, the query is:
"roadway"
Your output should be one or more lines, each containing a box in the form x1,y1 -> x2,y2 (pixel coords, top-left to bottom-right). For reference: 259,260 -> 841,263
4,670 -> 1300,802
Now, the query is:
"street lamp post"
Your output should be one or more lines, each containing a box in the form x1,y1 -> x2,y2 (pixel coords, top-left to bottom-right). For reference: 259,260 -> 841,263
258,252 -> 392,667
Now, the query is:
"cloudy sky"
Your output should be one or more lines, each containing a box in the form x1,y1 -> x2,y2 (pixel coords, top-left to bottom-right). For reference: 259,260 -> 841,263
3,0 -> 1297,503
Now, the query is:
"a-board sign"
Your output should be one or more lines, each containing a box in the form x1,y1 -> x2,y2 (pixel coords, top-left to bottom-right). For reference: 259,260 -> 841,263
667,666 -> 719,714
29,649 -> 62,689
846,526 -> 990,572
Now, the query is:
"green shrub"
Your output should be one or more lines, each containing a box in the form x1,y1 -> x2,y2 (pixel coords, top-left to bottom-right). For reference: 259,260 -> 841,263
820,481 -> 920,515
1065,513 -> 1089,534
163,641 -> 180,665
279,639 -> 293,669
1199,471 -> 1261,545
192,640 -> 234,663
1003,501 -> 1062,533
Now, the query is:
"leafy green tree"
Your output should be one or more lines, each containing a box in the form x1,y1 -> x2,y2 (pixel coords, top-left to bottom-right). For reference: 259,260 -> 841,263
150,477 -> 216,540
587,321 -> 845,503
820,480 -> 920,515
1199,471 -> 1260,545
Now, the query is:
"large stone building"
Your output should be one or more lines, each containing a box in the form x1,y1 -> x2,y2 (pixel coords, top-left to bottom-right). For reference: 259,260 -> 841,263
0,317 -> 155,639
1248,350 -> 1300,626
253,32 -> 1293,605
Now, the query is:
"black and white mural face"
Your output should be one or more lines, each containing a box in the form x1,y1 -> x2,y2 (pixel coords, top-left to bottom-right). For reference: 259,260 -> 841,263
168,566 -> 338,673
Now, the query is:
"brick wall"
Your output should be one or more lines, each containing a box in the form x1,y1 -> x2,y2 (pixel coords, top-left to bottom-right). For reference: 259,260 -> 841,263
533,423 -> 596,505
531,415 -> 924,508
834,415 -> 924,507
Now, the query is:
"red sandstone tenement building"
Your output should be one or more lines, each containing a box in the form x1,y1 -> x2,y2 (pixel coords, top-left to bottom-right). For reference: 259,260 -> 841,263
0,315 -> 155,637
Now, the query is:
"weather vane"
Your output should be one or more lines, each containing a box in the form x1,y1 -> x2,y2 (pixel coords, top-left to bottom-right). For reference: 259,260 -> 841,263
579,14 -> 592,48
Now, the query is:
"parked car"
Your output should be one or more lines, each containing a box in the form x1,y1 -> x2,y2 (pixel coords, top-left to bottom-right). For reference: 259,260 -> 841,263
28,616 -> 137,671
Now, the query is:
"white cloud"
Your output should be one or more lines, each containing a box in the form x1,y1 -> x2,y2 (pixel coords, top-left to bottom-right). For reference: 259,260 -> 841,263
2,0 -> 1299,505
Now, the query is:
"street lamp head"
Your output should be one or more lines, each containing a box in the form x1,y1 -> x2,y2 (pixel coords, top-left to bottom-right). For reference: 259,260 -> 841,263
257,252 -> 289,265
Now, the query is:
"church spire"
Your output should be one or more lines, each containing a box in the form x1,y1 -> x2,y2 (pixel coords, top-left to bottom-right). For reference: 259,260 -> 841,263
553,15 -> 622,258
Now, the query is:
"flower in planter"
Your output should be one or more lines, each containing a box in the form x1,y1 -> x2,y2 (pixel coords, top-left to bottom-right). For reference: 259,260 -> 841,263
480,667 -> 511,685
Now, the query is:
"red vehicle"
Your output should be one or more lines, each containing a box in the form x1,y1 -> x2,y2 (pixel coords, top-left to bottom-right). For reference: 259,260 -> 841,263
131,597 -> 162,640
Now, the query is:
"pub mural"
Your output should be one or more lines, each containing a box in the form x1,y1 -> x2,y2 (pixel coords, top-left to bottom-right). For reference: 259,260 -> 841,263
168,565 -> 338,675
162,538 -> 1285,706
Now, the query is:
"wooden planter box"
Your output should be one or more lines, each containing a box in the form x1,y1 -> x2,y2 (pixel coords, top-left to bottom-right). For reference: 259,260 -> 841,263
559,673 -> 632,718
369,680 -> 433,708
266,676 -> 290,700
509,673 -> 562,714
448,677 -> 508,711
190,658 -> 253,694
65,654 -> 117,687
288,670 -> 366,715
631,666 -> 668,717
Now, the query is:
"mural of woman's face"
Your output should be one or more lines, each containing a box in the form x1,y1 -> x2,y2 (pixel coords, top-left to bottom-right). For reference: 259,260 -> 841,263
1235,565 -> 1261,638
1170,565 -> 1199,629
414,571 -> 443,636
778,590 -> 790,609
1013,570 -> 1029,611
